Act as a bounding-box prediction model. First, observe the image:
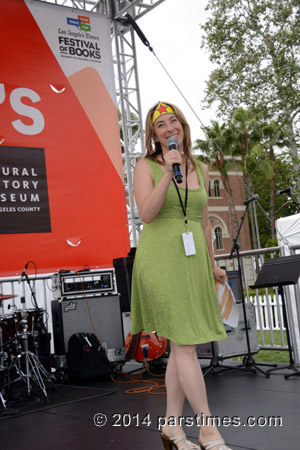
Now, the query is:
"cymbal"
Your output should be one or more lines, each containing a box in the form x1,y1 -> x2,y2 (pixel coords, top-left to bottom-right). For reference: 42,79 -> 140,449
0,294 -> 17,302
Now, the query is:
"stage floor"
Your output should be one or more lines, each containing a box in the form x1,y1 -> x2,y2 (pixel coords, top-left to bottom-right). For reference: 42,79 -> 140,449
0,360 -> 299,450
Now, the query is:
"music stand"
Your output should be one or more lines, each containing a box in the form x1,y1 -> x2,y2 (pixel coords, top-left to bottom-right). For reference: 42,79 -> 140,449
216,200 -> 276,377
250,254 -> 300,379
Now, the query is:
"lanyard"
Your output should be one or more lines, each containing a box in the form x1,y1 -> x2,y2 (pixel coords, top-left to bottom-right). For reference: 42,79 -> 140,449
161,153 -> 189,231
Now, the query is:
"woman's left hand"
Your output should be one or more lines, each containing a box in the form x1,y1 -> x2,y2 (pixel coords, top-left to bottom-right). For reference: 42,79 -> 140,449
212,266 -> 227,285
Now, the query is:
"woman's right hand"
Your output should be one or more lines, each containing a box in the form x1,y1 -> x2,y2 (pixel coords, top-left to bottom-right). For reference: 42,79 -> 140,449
162,149 -> 183,175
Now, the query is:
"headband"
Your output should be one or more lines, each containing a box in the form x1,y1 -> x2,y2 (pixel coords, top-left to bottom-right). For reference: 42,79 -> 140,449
152,102 -> 175,124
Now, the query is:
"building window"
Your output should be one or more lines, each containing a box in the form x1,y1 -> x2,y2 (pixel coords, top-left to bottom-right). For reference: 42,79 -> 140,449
215,226 -> 223,250
214,179 -> 221,197
208,181 -> 212,197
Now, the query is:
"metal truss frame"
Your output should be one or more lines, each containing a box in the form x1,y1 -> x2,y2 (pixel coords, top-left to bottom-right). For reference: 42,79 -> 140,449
35,0 -> 165,246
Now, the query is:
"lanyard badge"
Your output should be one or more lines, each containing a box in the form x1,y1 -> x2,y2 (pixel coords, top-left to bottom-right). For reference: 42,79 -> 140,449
161,153 -> 196,256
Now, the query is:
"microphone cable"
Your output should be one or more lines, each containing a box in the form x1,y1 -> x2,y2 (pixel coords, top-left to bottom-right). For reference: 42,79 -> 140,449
111,358 -> 166,395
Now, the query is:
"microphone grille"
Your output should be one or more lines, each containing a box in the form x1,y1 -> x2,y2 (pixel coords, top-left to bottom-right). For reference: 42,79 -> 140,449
167,136 -> 178,146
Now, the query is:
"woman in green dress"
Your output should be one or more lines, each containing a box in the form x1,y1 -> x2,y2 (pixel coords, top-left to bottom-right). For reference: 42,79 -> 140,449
131,101 -> 231,450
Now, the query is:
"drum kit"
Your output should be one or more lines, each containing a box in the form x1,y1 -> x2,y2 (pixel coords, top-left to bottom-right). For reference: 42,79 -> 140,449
0,293 -> 54,412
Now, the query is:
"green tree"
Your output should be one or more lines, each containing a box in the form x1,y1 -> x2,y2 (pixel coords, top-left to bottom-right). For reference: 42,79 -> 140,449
251,152 -> 298,248
194,121 -> 239,239
195,108 -> 296,251
202,0 -> 300,194
260,120 -> 286,239
231,108 -> 274,249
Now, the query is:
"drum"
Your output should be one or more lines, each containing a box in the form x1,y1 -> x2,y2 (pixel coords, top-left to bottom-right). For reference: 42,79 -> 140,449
15,308 -> 46,336
0,309 -> 45,352
0,313 -> 19,351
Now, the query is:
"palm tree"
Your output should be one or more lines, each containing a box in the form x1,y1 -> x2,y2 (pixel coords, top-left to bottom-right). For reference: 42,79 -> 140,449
231,108 -> 274,249
194,121 -> 239,241
261,120 -> 285,239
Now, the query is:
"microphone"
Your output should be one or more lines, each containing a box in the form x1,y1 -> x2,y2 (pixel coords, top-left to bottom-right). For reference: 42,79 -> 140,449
18,262 -> 29,284
167,136 -> 182,184
276,187 -> 291,196
244,194 -> 259,206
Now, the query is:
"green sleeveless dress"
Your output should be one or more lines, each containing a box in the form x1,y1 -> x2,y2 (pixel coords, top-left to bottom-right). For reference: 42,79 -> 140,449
130,159 -> 226,345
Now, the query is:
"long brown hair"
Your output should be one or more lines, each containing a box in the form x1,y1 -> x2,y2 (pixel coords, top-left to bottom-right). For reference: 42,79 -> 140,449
145,101 -> 195,168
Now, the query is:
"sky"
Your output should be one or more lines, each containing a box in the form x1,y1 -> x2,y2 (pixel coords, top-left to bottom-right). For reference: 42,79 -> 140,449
134,0 -> 216,143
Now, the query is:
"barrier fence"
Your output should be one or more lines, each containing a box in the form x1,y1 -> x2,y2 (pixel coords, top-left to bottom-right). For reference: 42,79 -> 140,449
215,245 -> 300,357
249,295 -> 284,331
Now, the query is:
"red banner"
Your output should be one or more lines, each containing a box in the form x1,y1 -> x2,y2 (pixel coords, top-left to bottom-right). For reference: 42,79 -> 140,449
0,0 -> 130,276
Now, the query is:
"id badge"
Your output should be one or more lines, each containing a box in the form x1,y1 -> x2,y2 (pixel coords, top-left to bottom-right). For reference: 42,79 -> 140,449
182,231 -> 196,256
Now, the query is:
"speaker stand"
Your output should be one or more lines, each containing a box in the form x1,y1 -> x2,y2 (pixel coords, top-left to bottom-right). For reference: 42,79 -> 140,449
202,342 -> 255,376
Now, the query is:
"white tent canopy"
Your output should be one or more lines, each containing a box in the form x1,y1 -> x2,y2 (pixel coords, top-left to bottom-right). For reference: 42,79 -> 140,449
277,213 -> 300,249
276,213 -> 300,364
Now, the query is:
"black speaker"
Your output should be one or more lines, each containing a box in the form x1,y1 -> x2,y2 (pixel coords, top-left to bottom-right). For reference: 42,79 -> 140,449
51,295 -> 124,362
113,251 -> 136,312
196,303 -> 259,359
227,270 -> 243,303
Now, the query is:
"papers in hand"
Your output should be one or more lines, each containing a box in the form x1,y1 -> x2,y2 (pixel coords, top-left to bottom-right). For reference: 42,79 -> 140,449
215,281 -> 239,328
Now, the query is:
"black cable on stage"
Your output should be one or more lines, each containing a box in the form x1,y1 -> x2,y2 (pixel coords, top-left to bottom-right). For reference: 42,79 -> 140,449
124,13 -> 288,244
